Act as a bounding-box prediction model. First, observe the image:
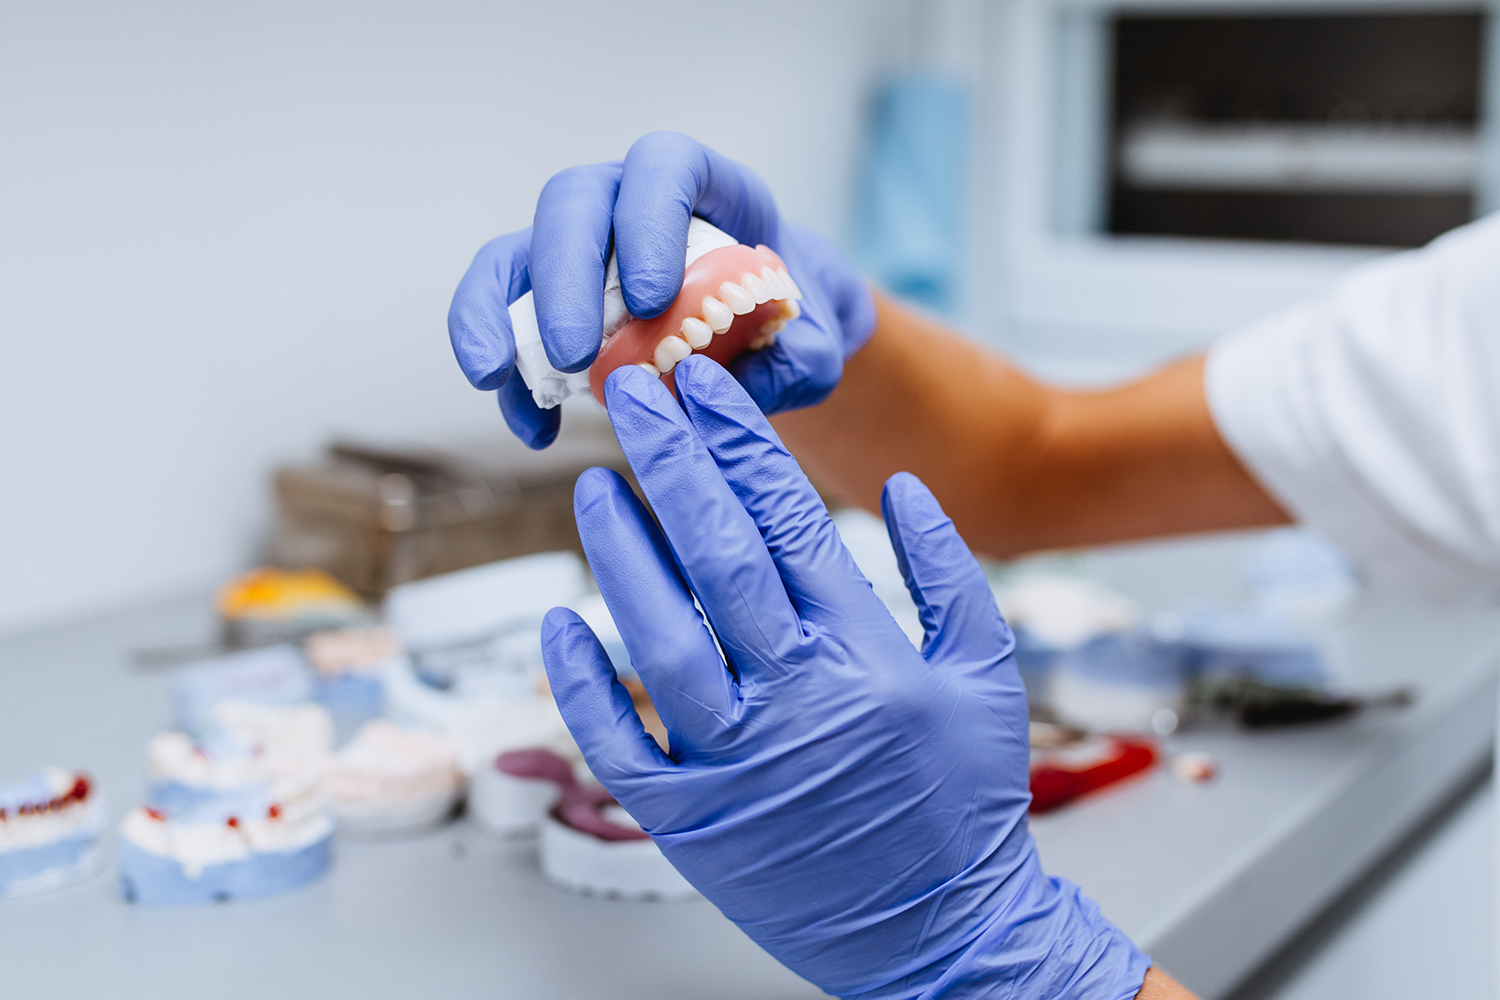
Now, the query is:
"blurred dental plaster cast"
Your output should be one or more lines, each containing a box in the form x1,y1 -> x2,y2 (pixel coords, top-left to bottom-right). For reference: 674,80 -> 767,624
448,132 -> 1500,1000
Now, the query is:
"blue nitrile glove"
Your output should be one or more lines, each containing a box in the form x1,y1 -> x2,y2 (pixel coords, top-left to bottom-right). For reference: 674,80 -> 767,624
541,355 -> 1150,999
447,131 -> 876,449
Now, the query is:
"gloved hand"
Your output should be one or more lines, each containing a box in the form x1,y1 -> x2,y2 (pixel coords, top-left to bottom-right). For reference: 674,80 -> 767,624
542,355 -> 1150,999
447,131 -> 876,449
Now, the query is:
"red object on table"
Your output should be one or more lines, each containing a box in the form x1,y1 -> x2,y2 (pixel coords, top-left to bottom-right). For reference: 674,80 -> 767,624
1029,736 -> 1159,814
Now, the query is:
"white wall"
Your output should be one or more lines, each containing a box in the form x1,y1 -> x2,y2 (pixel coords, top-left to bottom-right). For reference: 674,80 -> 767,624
0,0 -> 904,636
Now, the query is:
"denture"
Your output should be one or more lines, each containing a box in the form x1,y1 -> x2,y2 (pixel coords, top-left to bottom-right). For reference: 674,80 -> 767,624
480,747 -> 697,900
509,218 -> 803,409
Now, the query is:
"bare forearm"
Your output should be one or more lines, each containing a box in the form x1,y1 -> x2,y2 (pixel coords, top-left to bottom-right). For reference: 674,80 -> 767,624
1138,967 -> 1200,999
772,292 -> 1289,556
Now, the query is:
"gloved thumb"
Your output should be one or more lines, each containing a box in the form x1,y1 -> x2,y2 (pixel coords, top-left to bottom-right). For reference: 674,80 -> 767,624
880,473 -> 1016,672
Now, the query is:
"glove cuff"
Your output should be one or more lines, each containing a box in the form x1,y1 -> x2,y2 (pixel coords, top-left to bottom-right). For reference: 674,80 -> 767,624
917,851 -> 1151,1000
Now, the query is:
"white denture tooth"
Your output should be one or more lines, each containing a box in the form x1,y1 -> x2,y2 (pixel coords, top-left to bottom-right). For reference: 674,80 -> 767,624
760,317 -> 786,335
653,336 -> 692,374
783,298 -> 801,321
637,361 -> 662,378
720,282 -> 756,315
749,331 -> 778,350
777,269 -> 802,300
761,266 -> 786,298
701,296 -> 734,333
741,272 -> 772,304
680,316 -> 714,349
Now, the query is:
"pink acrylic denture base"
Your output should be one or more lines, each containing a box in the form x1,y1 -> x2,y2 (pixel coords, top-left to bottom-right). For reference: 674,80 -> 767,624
495,748 -> 648,843
589,243 -> 793,404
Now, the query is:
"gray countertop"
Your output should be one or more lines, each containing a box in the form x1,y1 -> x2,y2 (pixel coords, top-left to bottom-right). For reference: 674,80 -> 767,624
2,530 -> 1495,999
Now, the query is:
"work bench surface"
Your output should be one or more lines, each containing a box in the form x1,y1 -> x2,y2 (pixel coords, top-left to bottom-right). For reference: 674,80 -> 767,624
2,531 -> 1495,999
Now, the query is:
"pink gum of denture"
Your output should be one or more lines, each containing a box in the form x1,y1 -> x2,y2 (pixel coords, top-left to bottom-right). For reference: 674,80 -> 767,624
496,748 -> 649,842
589,243 -> 800,405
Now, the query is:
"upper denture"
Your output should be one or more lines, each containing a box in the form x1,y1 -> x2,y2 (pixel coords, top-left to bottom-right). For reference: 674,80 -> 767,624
589,242 -> 802,403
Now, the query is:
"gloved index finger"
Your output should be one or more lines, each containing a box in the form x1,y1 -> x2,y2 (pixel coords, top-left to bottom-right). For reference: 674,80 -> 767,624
602,365 -> 807,685
613,131 -> 781,321
447,228 -> 532,391
672,355 -> 885,627
529,161 -> 622,374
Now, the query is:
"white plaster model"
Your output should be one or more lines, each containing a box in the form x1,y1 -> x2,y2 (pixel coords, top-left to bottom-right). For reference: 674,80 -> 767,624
120,725 -> 334,904
509,217 -> 741,409
0,768 -> 105,898
144,725 -> 328,826
385,552 -> 587,698
468,766 -> 564,838
210,700 -> 334,775
539,811 -> 698,902
120,798 -> 332,879
382,657 -> 577,775
322,720 -> 463,832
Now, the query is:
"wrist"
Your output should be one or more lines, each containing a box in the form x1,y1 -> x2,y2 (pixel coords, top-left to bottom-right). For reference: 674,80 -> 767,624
917,851 -> 1150,1000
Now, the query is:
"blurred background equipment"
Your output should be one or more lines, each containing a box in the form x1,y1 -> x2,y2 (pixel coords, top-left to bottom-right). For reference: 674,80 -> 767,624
1109,12 -> 1485,247
1001,1 -> 1499,386
854,72 -> 969,314
218,567 -> 372,648
270,416 -> 630,598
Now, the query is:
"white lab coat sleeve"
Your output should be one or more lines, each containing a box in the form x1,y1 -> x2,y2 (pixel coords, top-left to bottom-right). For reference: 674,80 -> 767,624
1204,212 -> 1500,602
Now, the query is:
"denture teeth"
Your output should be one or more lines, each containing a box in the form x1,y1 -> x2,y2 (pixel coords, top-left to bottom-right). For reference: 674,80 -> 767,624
720,282 -> 756,315
653,336 -> 692,374
637,361 -> 662,378
680,316 -> 713,349
749,331 -> 778,350
761,318 -> 786,335
760,266 -> 786,298
741,272 -> 772,304
776,269 -> 802,300
783,298 -> 801,321
701,296 -> 734,333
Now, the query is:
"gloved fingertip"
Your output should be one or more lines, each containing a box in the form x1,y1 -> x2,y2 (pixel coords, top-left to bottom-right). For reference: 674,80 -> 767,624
540,606 -> 614,694
498,375 -> 561,449
603,361 -> 667,410
880,472 -> 940,527
627,129 -> 700,159
541,604 -> 666,781
542,606 -> 598,651
543,336 -> 601,375
880,472 -> 959,595
474,369 -> 509,393
620,277 -> 683,322
671,351 -> 728,396
572,465 -> 630,520
674,355 -> 770,437
540,605 -> 583,642
447,311 -> 514,391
